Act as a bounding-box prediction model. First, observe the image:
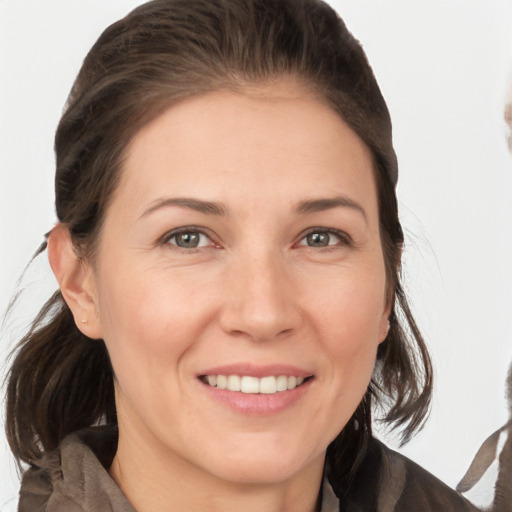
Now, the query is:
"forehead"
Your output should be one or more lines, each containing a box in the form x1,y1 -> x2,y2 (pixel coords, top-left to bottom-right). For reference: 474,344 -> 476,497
113,83 -> 378,219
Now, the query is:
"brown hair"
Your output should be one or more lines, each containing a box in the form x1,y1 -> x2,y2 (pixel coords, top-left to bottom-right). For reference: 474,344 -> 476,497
5,0 -> 432,487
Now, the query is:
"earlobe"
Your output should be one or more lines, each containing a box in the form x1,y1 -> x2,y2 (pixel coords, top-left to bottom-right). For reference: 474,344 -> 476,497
378,305 -> 392,344
47,224 -> 103,339
379,317 -> 391,343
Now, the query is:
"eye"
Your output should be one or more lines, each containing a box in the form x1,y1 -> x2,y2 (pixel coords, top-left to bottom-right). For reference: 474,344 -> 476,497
163,229 -> 214,249
297,229 -> 350,248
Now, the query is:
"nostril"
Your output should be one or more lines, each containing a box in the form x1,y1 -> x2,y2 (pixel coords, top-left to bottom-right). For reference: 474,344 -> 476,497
218,307 -> 301,342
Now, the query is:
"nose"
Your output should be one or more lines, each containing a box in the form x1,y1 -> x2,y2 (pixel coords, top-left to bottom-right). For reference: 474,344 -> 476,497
218,252 -> 302,342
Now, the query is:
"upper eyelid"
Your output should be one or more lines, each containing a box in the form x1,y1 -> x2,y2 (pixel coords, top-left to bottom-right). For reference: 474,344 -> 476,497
157,225 -> 352,247
159,226 -> 216,244
297,227 -> 352,243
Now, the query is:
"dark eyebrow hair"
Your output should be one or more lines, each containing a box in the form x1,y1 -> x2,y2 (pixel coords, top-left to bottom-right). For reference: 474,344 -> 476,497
141,197 -> 226,217
296,196 -> 368,223
140,195 -> 366,222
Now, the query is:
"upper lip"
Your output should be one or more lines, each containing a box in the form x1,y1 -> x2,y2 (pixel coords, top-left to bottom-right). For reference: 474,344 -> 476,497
198,363 -> 313,379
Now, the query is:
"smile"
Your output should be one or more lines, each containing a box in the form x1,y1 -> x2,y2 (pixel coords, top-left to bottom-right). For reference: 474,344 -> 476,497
200,375 -> 308,394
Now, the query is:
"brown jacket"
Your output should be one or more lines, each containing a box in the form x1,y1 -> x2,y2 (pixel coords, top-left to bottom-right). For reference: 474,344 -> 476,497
19,426 -> 479,512
332,435 -> 480,511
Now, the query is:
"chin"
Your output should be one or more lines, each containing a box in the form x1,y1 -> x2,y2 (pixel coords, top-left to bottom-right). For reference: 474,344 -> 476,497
209,459 -> 308,486
196,437 -> 324,485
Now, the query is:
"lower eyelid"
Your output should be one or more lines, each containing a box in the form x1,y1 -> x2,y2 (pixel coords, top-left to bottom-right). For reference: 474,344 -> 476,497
297,230 -> 352,247
160,228 -> 352,250
161,229 -> 212,247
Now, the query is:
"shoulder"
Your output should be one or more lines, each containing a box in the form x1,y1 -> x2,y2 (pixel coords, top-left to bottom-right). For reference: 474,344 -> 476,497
333,437 -> 479,512
18,426 -> 134,512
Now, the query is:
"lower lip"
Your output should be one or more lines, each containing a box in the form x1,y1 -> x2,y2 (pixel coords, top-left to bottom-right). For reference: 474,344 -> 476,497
200,378 -> 313,415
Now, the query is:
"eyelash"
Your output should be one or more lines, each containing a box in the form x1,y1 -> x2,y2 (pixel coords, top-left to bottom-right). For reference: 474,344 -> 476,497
160,226 -> 218,252
159,227 -> 353,252
296,228 -> 353,251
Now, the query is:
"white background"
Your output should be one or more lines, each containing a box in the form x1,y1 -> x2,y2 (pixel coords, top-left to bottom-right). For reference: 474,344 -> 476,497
1,0 -> 512,506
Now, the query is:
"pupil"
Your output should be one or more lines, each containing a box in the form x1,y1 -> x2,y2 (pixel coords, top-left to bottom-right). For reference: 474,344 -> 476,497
307,232 -> 329,247
177,232 -> 199,248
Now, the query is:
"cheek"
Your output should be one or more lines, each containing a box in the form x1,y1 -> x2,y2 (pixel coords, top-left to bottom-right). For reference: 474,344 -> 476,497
309,267 -> 387,339
304,265 -> 386,388
96,268 -> 212,380
298,274 -> 384,445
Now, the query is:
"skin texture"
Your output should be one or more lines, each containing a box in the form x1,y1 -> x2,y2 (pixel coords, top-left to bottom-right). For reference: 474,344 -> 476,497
49,82 -> 391,512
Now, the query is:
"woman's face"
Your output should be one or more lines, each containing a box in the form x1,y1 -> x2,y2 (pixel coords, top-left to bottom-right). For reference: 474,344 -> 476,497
87,83 -> 390,485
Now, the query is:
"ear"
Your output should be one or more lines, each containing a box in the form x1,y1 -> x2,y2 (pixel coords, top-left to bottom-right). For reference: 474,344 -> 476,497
48,224 -> 103,339
378,244 -> 402,343
378,287 -> 394,344
377,307 -> 391,344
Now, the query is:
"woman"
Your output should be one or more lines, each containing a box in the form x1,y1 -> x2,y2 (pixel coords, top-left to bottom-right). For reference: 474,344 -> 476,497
4,0 -> 479,510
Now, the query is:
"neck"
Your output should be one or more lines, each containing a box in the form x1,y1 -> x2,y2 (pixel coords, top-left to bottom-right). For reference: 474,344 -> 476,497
109,425 -> 325,512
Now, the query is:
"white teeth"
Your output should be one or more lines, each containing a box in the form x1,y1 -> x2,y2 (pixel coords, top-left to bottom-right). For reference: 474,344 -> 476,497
217,375 -> 227,389
276,375 -> 288,392
204,374 -> 308,394
227,375 -> 241,392
259,376 -> 277,394
287,376 -> 297,389
241,376 -> 259,394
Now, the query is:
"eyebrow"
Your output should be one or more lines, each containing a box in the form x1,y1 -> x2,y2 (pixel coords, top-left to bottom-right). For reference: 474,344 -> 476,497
141,197 -> 226,218
140,195 -> 367,222
296,196 -> 368,223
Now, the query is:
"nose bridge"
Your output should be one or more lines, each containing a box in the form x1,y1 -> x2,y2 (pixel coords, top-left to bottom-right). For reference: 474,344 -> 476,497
220,247 -> 301,341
